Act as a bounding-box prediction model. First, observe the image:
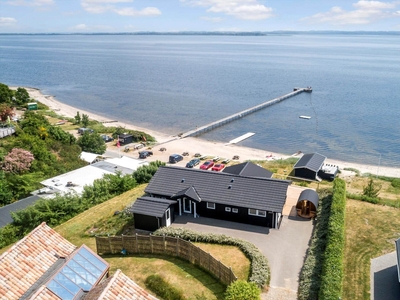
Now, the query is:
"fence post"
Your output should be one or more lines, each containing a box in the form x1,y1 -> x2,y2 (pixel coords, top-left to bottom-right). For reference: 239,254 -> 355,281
121,234 -> 125,251
218,260 -> 221,282
108,234 -> 112,254
163,234 -> 166,251
136,233 -> 139,254
95,236 -> 99,254
150,234 -> 153,254
176,237 -> 179,256
208,253 -> 211,272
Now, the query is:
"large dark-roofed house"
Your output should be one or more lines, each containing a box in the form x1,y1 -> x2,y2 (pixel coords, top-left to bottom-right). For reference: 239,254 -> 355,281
293,153 -> 326,181
223,161 -> 273,178
130,166 -> 291,230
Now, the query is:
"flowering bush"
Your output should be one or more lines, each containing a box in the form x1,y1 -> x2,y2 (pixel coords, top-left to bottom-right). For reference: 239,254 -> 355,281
2,148 -> 34,174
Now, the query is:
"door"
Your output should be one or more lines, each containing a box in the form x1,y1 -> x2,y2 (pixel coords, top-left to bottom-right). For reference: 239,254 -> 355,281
165,208 -> 171,227
183,198 -> 192,213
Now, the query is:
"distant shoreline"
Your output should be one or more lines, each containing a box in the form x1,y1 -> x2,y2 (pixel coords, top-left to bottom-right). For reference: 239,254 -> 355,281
1,31 -> 399,36
17,86 -> 400,179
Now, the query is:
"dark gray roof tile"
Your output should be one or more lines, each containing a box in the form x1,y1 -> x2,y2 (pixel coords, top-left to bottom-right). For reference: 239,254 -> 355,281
145,166 -> 290,212
293,153 -> 326,172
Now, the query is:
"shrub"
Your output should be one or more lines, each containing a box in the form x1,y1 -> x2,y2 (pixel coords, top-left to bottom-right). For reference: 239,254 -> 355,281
145,274 -> 185,300
154,227 -> 270,288
391,178 -> 400,188
318,178 -> 346,300
224,280 -> 260,300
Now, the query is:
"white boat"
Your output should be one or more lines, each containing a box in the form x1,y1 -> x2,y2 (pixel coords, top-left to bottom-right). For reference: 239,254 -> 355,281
299,116 -> 311,119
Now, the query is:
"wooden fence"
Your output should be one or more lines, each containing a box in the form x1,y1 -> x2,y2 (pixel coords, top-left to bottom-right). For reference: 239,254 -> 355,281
96,234 -> 237,286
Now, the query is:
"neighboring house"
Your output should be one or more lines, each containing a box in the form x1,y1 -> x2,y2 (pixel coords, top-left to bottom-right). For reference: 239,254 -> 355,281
0,222 -> 157,300
40,156 -> 148,196
118,134 -> 133,145
222,161 -> 273,178
130,166 -> 291,231
79,151 -> 100,164
293,152 -> 327,181
396,238 -> 400,283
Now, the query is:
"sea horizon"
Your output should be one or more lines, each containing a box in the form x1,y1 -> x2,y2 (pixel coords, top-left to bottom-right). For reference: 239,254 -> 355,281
1,34 -> 399,167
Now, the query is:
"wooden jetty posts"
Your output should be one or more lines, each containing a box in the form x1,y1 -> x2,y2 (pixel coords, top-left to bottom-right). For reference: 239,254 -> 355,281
181,87 -> 312,138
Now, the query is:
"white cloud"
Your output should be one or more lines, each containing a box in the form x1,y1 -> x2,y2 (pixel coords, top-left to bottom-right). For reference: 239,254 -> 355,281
81,0 -> 161,16
71,23 -> 113,31
182,0 -> 273,20
6,0 -> 54,6
201,16 -> 223,22
302,1 -> 400,25
0,17 -> 17,26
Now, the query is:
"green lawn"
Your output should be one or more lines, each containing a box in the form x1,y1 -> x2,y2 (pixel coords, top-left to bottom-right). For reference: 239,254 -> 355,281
343,200 -> 400,299
54,184 -> 250,299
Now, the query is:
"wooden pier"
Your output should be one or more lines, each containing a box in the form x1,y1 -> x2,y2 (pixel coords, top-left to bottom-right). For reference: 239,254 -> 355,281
181,87 -> 312,138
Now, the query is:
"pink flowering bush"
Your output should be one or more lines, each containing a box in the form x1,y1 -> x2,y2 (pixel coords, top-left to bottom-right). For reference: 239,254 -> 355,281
2,148 -> 34,174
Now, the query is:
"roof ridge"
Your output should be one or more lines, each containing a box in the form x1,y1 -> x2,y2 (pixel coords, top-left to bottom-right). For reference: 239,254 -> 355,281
97,269 -> 121,299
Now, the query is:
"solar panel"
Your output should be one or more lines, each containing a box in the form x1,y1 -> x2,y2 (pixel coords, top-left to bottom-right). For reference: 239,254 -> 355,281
47,246 -> 108,299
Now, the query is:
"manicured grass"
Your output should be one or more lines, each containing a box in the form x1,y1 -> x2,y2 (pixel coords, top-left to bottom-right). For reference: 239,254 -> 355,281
54,185 -> 247,299
194,243 -> 250,281
343,200 -> 400,299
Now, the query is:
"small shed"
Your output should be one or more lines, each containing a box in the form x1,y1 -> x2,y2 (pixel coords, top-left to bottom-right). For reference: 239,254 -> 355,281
293,153 -> 326,181
119,134 -> 133,145
296,189 -> 319,219
130,197 -> 176,231
27,102 -> 38,110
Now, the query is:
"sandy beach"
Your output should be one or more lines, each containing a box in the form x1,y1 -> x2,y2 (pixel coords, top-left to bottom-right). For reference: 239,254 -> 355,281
20,87 -> 400,179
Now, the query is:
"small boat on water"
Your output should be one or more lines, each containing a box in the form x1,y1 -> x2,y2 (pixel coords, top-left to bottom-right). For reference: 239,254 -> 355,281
299,116 -> 311,119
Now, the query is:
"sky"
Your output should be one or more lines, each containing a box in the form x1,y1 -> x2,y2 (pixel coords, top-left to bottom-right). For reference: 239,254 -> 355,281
0,0 -> 400,33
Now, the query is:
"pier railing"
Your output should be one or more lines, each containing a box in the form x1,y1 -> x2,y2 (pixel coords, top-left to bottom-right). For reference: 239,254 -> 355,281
181,87 -> 312,138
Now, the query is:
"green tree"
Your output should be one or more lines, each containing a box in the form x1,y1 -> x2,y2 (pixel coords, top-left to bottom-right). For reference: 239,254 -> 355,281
132,160 -> 165,184
224,280 -> 260,300
0,171 -> 13,206
48,126 -> 76,144
0,103 -> 15,122
77,132 -> 106,154
0,83 -> 13,104
19,111 -> 50,136
81,113 -> 89,127
363,178 -> 381,198
74,111 -> 81,124
14,87 -> 30,105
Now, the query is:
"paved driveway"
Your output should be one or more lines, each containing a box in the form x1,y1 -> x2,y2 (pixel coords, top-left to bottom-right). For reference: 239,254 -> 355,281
172,214 -> 313,299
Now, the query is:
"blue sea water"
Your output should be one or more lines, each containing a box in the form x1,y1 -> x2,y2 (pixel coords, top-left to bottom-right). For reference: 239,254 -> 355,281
0,34 -> 399,167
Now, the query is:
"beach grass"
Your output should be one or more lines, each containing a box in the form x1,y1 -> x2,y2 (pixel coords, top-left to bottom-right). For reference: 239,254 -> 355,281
54,184 -> 251,299
343,200 -> 400,299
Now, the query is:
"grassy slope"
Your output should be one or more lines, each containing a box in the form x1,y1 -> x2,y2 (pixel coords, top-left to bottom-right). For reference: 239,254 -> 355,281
54,184 -> 250,299
343,200 -> 400,299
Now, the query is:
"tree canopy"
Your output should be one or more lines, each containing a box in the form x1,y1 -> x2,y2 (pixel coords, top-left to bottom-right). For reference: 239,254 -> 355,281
0,83 -> 13,104
77,132 -> 106,154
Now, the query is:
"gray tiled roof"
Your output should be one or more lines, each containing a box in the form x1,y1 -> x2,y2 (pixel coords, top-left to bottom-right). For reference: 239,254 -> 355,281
130,197 -> 176,217
223,162 -> 273,178
145,166 -> 290,212
173,186 -> 202,202
0,195 -> 41,228
293,153 -> 326,172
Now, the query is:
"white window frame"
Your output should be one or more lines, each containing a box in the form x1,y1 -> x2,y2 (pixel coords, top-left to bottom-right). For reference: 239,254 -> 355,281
207,202 -> 216,210
232,208 -> 238,213
248,208 -> 267,217
225,207 -> 231,212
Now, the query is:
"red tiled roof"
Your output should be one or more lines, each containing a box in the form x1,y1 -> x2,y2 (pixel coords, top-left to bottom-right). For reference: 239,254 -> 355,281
0,222 -> 76,299
85,269 -> 158,300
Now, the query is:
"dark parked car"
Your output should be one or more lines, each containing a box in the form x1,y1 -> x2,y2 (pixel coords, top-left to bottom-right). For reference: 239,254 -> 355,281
139,150 -> 153,159
169,154 -> 183,164
186,158 -> 200,168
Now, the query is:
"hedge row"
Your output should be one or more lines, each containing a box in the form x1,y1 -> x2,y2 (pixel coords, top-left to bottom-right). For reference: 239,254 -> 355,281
298,188 -> 333,300
154,227 -> 270,288
145,274 -> 185,300
318,178 -> 346,300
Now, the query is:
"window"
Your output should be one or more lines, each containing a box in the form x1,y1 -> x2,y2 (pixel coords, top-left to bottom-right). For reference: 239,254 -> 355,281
248,209 -> 267,217
232,208 -> 238,213
207,202 -> 215,209
225,207 -> 231,212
